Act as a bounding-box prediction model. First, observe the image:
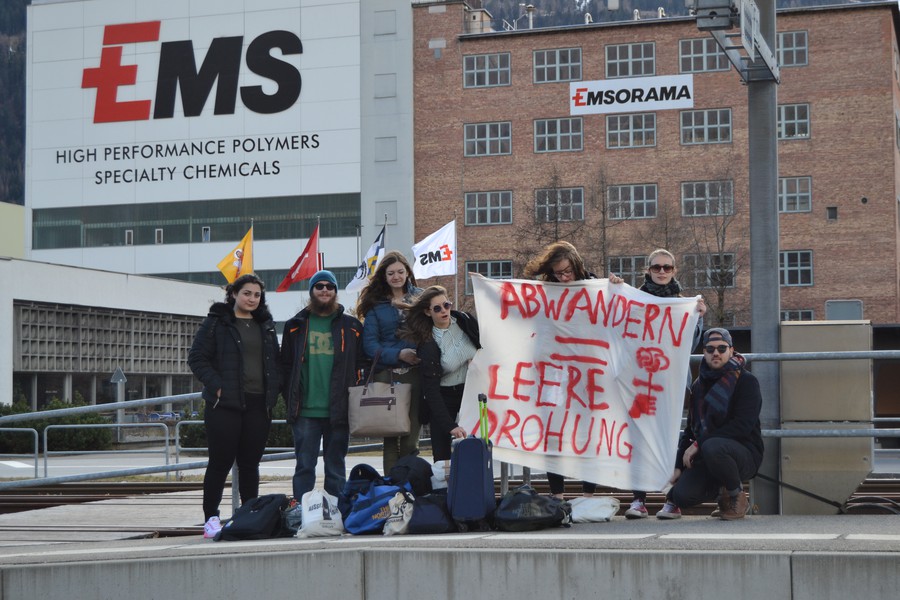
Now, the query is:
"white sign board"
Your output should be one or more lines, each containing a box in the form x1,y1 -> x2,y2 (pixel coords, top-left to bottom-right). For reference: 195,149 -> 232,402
27,0 -> 361,210
459,276 -> 700,492
570,75 -> 694,116
741,0 -> 760,62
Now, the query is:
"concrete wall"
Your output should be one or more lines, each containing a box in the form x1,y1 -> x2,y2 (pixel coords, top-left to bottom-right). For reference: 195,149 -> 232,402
0,203 -> 25,259
2,547 -> 897,600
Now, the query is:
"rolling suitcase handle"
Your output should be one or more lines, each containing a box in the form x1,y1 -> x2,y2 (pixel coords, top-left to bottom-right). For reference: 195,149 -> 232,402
478,393 -> 489,442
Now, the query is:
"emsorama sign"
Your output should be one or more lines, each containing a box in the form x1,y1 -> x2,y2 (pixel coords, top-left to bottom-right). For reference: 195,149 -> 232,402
569,75 -> 694,116
27,0 -> 361,207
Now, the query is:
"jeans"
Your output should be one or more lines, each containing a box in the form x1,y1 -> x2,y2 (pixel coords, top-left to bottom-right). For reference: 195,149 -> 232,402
669,437 -> 759,508
291,417 -> 350,499
203,402 -> 271,521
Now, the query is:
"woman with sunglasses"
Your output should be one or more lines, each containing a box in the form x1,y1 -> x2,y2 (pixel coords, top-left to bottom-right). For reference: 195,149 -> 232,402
355,251 -> 423,472
399,286 -> 480,461
523,241 -> 615,498
618,248 -> 707,519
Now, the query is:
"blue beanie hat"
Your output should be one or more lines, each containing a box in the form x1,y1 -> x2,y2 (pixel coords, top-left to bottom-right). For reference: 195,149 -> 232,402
309,270 -> 338,295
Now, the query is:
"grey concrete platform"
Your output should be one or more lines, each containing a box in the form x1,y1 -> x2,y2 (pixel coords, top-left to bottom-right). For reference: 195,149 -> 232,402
0,481 -> 898,600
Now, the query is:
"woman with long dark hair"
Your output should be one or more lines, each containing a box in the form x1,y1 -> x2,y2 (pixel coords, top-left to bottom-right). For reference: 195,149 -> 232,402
399,285 -> 479,461
188,274 -> 281,538
355,251 -> 423,472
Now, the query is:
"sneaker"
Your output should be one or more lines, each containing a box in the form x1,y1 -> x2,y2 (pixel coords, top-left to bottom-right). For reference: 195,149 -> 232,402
203,516 -> 222,539
624,499 -> 649,519
720,491 -> 750,521
656,501 -> 682,520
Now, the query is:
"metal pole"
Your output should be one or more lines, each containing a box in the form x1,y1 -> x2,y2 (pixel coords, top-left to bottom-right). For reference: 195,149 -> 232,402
748,0 -> 780,514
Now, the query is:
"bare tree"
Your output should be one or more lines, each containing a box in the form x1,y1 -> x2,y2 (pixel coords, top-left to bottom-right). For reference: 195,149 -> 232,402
679,176 -> 750,327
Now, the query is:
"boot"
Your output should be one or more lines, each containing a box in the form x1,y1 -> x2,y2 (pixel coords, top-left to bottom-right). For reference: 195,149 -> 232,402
720,491 -> 749,521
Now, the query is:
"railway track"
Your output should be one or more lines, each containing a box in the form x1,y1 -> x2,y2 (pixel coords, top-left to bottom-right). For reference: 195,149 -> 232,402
1,478 -> 898,517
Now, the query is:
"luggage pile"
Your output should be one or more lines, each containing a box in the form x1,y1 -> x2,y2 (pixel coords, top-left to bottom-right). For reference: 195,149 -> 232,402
215,394 -> 614,539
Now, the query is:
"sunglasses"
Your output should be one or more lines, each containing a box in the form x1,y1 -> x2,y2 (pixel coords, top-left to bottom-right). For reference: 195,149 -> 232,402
553,266 -> 574,278
649,264 -> 675,273
313,282 -> 336,291
704,344 -> 730,354
431,301 -> 453,313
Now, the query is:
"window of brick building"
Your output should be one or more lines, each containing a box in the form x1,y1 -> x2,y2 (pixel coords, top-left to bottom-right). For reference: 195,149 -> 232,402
464,121 -> 511,156
778,103 -> 810,139
681,180 -> 734,216
535,187 -> 584,222
781,309 -> 814,321
608,183 -> 657,219
463,52 -> 510,88
606,42 -> 655,78
780,250 -> 813,286
679,38 -> 729,73
680,108 -> 732,145
778,176 -> 812,212
465,191 -> 512,225
534,48 -> 581,83
534,117 -> 583,153
606,113 -> 656,148
465,260 -> 513,294
681,253 -> 736,289
608,255 -> 648,287
777,31 -> 808,68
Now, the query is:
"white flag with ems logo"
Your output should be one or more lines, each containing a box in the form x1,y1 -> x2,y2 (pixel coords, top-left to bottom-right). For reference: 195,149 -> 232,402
412,220 -> 457,280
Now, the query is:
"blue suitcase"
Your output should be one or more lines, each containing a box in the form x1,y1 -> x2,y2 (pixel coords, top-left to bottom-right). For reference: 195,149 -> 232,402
447,394 -> 494,531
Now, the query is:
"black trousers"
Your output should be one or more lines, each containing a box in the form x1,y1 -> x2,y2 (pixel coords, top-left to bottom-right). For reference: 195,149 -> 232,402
668,437 -> 758,508
431,383 -> 464,462
203,397 -> 271,521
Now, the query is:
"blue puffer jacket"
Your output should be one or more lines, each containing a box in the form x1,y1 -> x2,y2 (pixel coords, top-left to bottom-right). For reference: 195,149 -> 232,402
362,287 -> 422,371
188,302 -> 282,412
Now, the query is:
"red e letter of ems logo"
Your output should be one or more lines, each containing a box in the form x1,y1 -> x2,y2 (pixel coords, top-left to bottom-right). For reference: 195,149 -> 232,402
571,87 -> 587,107
82,21 -> 161,123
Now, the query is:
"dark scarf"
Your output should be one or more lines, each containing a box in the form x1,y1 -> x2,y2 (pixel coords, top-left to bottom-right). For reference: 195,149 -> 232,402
640,273 -> 683,298
695,352 -> 745,438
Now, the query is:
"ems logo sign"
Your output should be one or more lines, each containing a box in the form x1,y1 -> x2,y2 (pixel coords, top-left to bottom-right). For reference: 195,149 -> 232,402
569,74 -> 694,116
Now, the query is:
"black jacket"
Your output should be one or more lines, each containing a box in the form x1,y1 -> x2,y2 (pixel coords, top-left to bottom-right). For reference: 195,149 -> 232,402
281,304 -> 365,425
418,310 -> 480,436
676,366 -> 764,473
188,302 -> 281,412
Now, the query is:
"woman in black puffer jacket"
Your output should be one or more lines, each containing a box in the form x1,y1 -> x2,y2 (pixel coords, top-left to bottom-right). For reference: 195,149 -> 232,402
188,274 -> 281,538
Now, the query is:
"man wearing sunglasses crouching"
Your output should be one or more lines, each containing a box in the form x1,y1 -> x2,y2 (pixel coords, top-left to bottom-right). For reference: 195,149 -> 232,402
656,328 -> 764,520
282,270 -> 366,502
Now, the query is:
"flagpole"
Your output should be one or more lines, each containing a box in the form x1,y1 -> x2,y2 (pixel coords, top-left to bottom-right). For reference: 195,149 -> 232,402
250,218 -> 254,275
453,213 -> 459,304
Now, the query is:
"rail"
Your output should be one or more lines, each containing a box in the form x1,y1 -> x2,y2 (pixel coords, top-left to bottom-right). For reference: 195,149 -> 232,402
1,350 -> 898,505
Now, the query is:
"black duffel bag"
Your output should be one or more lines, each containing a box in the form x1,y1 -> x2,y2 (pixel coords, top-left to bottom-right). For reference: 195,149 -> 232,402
494,484 -> 572,532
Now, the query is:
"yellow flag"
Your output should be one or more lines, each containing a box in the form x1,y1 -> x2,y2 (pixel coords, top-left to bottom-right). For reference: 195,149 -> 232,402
217,227 -> 254,283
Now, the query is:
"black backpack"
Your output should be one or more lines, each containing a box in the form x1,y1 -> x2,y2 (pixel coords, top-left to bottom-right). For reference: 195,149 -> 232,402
389,451 -> 433,497
216,493 -> 293,541
494,485 -> 572,532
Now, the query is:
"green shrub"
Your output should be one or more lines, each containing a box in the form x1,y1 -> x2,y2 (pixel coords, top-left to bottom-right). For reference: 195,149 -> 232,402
0,398 -> 113,453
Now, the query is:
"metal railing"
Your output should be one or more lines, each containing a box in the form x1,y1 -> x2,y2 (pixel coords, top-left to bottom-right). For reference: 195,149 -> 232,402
1,350 -> 898,507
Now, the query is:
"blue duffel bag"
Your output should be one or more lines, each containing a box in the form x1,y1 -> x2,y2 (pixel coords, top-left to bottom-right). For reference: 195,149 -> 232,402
344,481 -> 408,535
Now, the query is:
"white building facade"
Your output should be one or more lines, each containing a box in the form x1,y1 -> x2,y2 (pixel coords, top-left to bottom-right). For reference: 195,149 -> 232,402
25,0 -> 416,322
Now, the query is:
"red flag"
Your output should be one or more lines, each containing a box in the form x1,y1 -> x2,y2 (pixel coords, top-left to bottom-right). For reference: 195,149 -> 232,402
276,225 -> 323,292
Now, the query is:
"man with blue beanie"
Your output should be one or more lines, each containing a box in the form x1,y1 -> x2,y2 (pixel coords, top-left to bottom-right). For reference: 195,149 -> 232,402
281,270 -> 365,500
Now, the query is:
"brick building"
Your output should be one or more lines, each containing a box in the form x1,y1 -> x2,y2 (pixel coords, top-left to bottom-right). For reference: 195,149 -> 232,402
411,0 -> 900,328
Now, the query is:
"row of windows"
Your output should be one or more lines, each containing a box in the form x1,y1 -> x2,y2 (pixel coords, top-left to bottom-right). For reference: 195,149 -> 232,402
32,194 -> 361,249
464,104 -> 810,156
464,176 -> 817,225
462,32 -> 808,88
464,250 -> 814,294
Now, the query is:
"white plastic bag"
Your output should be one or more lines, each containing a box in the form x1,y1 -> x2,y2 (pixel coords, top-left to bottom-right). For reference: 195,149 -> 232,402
430,460 -> 450,490
383,490 -> 415,536
296,489 -> 344,538
569,496 -> 620,523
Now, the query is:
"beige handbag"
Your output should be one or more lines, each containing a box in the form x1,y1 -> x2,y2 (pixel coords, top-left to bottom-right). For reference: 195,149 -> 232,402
348,352 -> 411,437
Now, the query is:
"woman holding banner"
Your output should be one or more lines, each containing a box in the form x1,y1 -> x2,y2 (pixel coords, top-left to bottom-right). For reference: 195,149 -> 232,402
400,285 -> 480,461
355,251 -> 424,472
614,248 -> 707,519
523,241 -> 616,499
